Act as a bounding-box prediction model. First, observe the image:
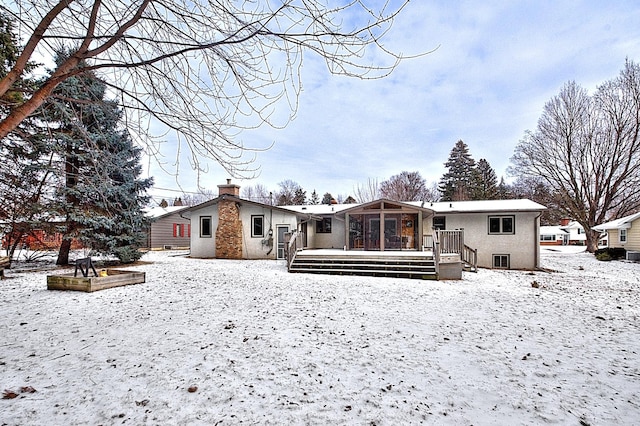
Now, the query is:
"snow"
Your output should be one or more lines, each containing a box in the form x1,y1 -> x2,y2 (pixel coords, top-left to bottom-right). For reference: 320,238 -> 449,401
1,248 -> 639,425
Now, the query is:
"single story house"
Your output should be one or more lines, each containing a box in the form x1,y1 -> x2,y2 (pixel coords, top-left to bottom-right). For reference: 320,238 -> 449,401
539,225 -> 568,246
559,219 -> 586,245
185,180 -> 546,271
183,180 -> 312,259
145,205 -> 191,250
593,212 -> 640,255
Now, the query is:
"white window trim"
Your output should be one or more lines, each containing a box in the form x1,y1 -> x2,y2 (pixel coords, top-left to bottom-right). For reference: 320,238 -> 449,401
489,216 -> 515,235
251,215 -> 265,238
620,228 -> 627,244
200,216 -> 212,238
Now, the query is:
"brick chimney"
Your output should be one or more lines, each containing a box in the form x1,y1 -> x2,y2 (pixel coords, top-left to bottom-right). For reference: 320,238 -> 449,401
218,179 -> 240,197
560,218 -> 571,226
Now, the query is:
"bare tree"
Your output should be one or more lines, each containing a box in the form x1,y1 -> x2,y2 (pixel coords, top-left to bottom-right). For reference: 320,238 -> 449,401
511,60 -> 640,252
380,171 -> 429,201
353,178 -> 380,203
275,179 -> 303,206
241,183 -> 272,204
180,190 -> 216,206
0,0 -> 419,177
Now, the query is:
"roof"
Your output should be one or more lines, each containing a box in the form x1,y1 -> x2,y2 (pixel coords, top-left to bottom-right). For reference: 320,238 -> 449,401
181,195 -> 313,218
406,198 -> 546,213
145,205 -> 190,219
283,198 -> 546,216
540,226 -> 568,235
282,204 -> 356,215
593,212 -> 640,231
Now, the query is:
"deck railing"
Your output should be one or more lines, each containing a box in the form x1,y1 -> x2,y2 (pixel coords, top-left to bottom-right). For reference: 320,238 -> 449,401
284,231 -> 304,270
431,231 -> 440,278
423,230 -> 478,272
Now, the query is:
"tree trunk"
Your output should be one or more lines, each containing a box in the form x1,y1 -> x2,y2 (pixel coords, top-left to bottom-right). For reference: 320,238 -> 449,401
56,237 -> 72,266
585,230 -> 601,253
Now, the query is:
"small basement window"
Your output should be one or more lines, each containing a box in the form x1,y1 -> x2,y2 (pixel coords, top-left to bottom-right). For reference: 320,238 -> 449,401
493,254 -> 510,269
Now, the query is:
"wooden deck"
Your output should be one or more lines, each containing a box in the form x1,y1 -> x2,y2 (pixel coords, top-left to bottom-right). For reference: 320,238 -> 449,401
288,249 -> 451,280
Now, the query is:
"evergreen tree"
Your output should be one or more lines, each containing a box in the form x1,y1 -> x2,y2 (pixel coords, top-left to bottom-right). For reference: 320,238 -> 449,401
438,140 -> 478,201
476,159 -> 498,200
322,192 -> 334,205
0,13 -> 50,260
38,51 -> 152,264
496,177 -> 511,199
293,187 -> 307,205
310,190 -> 320,205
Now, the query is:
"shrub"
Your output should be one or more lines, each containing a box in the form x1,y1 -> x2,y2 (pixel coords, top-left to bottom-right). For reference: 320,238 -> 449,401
594,247 -> 626,261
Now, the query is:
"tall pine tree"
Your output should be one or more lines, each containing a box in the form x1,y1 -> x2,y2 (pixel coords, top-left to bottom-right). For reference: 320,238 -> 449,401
39,51 -> 152,264
438,140 -> 478,201
476,158 -> 498,200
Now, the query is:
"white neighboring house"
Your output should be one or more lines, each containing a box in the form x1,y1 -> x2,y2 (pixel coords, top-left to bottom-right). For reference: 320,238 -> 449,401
593,212 -> 640,255
559,219 -> 587,245
540,226 -> 569,246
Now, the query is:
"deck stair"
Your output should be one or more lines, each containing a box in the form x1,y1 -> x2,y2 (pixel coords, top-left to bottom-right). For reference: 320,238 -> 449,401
288,251 -> 438,280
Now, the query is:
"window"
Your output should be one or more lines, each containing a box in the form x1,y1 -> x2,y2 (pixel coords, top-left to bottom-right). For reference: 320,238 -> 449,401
200,216 -> 212,238
540,234 -> 556,242
173,223 -> 188,238
316,217 -> 332,233
252,215 -> 264,238
493,254 -> 510,269
489,216 -> 515,234
620,229 -> 627,243
433,216 -> 446,230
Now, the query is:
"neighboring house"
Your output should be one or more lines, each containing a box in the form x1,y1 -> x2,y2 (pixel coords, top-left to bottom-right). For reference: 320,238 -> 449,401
145,205 -> 191,250
187,180 -> 546,270
539,225 -> 568,246
593,212 -> 640,253
559,219 -> 587,245
183,180 -> 311,259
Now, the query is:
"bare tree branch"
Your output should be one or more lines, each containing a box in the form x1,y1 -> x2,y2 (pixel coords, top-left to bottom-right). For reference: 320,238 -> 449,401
1,0 -> 425,178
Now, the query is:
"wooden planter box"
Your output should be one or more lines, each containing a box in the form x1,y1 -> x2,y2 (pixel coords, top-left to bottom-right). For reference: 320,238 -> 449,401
47,269 -> 146,292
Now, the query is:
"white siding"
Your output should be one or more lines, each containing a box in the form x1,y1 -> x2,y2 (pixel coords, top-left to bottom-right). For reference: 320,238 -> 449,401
189,202 -> 300,259
424,211 -> 540,269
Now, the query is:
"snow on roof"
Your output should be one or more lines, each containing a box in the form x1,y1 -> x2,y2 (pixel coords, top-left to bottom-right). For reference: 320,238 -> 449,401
406,198 -> 546,213
282,204 -> 358,215
283,199 -> 546,215
145,205 -> 190,219
593,211 -> 640,231
540,226 -> 568,235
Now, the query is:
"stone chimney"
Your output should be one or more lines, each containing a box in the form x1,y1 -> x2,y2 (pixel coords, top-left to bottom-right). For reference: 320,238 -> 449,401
218,179 -> 240,197
215,179 -> 243,259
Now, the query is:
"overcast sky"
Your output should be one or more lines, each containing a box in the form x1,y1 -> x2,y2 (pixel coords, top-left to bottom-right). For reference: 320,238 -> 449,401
146,1 -> 640,205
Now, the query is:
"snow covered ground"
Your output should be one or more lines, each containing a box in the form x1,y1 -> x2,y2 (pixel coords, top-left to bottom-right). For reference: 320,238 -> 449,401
1,248 -> 639,425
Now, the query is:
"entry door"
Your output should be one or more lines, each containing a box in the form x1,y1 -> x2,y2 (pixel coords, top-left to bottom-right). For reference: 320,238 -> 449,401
276,225 -> 289,259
